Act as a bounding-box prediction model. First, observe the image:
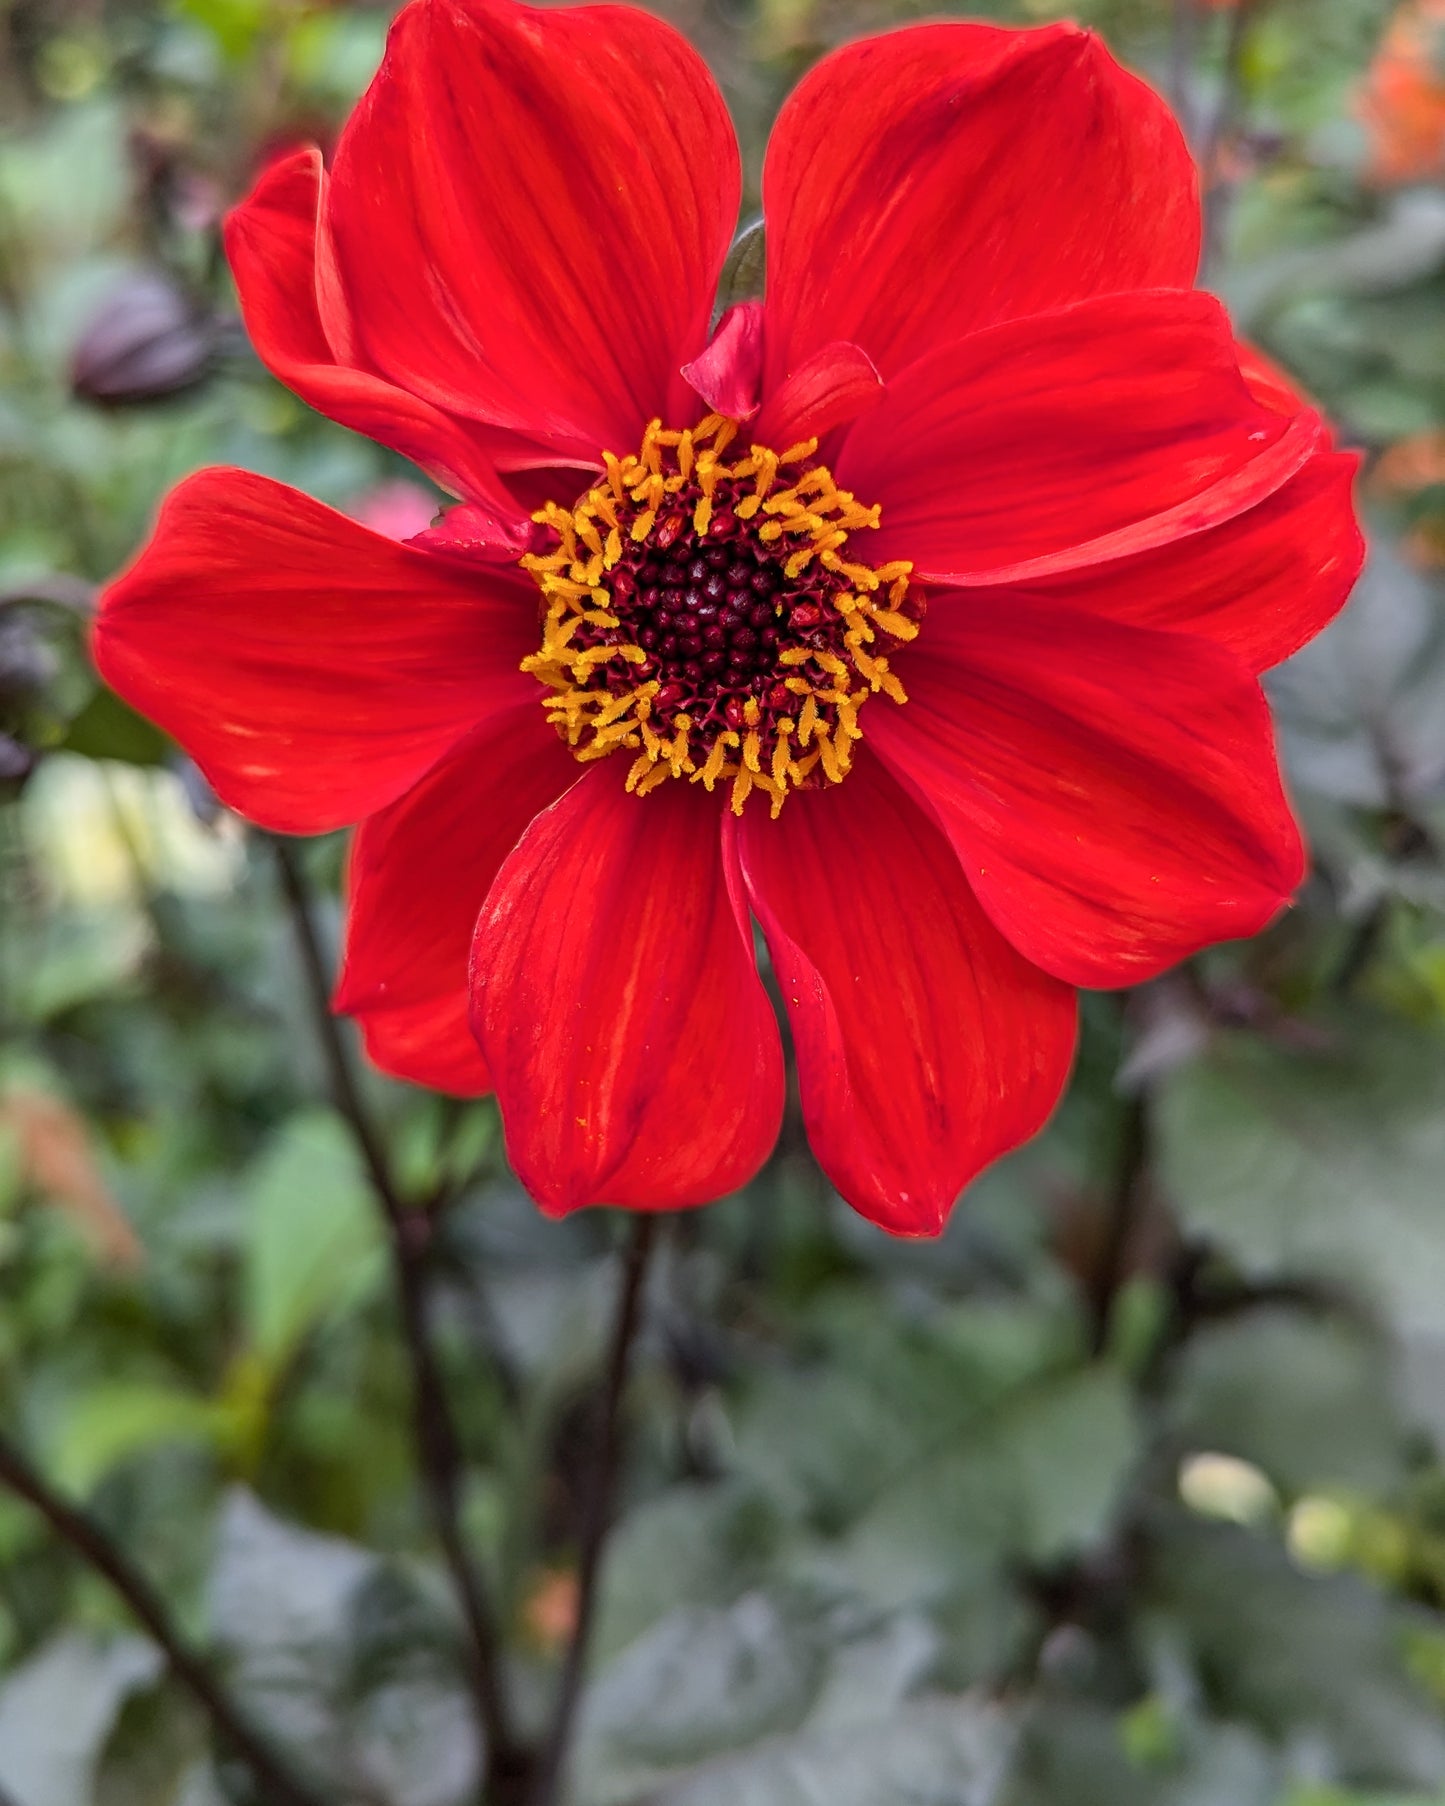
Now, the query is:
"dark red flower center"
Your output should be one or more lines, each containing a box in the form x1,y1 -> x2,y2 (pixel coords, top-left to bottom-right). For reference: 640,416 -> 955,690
521,415 -> 922,815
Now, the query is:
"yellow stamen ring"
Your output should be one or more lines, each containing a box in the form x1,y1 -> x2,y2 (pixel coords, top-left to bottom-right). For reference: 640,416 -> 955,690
520,414 -> 920,818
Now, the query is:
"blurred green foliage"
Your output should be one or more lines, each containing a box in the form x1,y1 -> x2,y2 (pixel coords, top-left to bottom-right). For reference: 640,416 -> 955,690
5,0 -> 1445,1798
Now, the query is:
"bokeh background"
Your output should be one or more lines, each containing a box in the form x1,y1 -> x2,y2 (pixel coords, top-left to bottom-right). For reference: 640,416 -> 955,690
4,0 -> 1445,1799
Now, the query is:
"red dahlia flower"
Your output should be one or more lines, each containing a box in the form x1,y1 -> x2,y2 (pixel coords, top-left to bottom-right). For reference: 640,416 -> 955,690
92,0 -> 1363,1234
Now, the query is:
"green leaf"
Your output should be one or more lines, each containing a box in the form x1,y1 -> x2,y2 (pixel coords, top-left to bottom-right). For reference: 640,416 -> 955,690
579,1593 -> 979,1806
837,1368 -> 1138,1609
241,1110 -> 385,1371
50,1380 -> 224,1496
1167,1311 -> 1408,1499
172,0 -> 269,62
60,689 -> 171,768
1004,1705 -> 1279,1806
1000,1369 -> 1138,1565
732,1290 -> 1073,1536
9,908 -> 148,1023
0,1634 -> 162,1806
1155,1022 -> 1445,1340
1267,549 -> 1445,811
0,101 -> 130,268
283,9 -> 388,104
581,1591 -> 829,1788
94,1680 -> 210,1806
594,1481 -> 783,1662
209,1486 -> 374,1664
1284,1792 -> 1445,1805
1146,1517 -> 1445,1788
649,1696 -> 1011,1806
208,1491 -> 480,1805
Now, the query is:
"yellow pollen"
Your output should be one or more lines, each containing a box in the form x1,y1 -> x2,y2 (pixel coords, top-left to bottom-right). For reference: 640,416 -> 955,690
519,413 -> 921,815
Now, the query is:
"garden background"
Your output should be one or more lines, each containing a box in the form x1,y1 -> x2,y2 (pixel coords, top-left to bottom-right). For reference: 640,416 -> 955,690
4,0 -> 1445,1799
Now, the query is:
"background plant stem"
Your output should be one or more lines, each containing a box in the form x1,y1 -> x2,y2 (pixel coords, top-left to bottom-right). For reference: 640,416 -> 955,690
530,1213 -> 661,1806
0,1432 -> 326,1806
269,835 -> 520,1785
1087,1087 -> 1152,1359
1201,0 -> 1267,274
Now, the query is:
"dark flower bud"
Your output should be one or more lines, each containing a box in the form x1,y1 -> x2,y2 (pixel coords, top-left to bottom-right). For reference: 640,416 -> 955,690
0,732 -> 37,799
175,756 -> 222,827
71,270 -> 215,407
0,615 -> 59,708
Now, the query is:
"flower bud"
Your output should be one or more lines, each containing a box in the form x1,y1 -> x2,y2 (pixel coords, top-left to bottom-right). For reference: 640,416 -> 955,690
0,732 -> 36,800
0,615 -> 60,708
71,270 -> 215,407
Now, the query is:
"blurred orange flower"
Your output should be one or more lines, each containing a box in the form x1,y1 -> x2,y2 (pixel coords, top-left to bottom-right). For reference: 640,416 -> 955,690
521,1567 -> 580,1652
1359,0 -> 1445,183
1371,430 -> 1445,564
1372,429 -> 1445,493
0,1087 -> 142,1269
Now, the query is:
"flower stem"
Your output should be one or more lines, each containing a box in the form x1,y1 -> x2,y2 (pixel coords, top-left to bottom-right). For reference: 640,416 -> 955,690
1168,0 -> 1198,143
1201,0 -> 1267,276
1087,1087 -> 1151,1358
268,835 -> 519,1783
0,1431 -> 325,1806
530,1213 -> 661,1806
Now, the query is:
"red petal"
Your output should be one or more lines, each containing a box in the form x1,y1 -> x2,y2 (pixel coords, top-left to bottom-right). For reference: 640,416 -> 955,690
1237,338 -> 1313,414
838,292 -> 1307,584
981,448 -> 1364,674
471,769 -> 783,1213
682,302 -> 765,422
753,340 -> 883,452
763,21 -> 1198,390
224,149 -> 516,506
871,603 -> 1305,989
734,756 -> 1077,1235
335,704 -> 577,1096
409,499 -> 539,567
92,469 -> 536,834
327,0 -> 740,458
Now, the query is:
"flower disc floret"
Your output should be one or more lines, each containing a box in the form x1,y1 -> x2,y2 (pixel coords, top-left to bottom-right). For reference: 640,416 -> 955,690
520,414 -> 921,816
